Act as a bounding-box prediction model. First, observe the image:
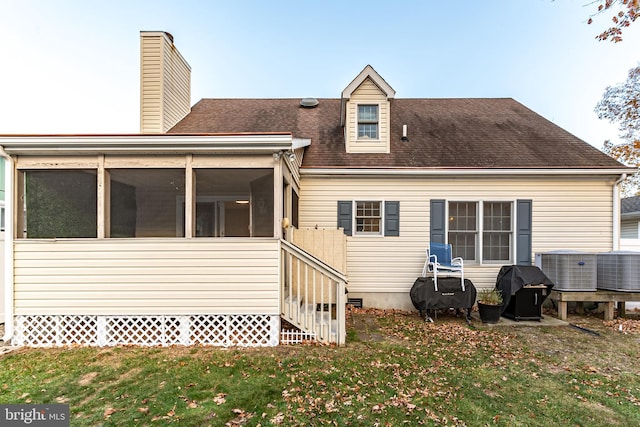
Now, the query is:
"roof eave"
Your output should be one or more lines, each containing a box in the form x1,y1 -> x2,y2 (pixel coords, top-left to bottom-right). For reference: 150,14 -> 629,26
300,167 -> 633,177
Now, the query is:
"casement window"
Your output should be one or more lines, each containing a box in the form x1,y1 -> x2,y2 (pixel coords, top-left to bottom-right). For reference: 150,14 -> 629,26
357,105 -> 379,139
430,199 -> 532,265
337,200 -> 399,236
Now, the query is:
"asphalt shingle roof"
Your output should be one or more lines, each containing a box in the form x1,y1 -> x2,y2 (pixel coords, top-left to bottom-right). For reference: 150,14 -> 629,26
168,97 -> 624,170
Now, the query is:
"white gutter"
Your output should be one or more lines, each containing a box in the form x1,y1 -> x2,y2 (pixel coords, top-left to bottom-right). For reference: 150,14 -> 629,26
0,134 -> 296,155
301,167 -> 634,177
0,146 -> 13,342
613,173 -> 627,251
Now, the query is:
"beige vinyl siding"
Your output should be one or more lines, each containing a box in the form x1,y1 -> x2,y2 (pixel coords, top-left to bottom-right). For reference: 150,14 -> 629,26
14,238 -> 279,315
140,32 -> 191,134
300,175 -> 615,297
345,78 -> 390,154
140,35 -> 163,133
131,186 -> 181,237
160,35 -> 191,132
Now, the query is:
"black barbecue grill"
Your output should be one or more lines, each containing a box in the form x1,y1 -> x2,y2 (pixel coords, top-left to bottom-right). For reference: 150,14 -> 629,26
496,265 -> 554,321
410,276 -> 477,323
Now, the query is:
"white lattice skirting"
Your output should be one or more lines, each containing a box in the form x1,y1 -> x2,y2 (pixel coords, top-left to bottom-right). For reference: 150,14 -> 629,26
13,314 -> 280,347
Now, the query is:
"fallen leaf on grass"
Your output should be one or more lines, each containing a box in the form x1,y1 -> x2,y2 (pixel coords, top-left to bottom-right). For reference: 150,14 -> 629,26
213,393 -> 227,405
270,412 -> 285,424
103,407 -> 117,418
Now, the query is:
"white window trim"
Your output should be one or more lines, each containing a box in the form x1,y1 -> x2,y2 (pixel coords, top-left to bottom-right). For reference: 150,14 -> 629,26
446,199 -> 516,265
355,103 -> 381,142
353,200 -> 385,237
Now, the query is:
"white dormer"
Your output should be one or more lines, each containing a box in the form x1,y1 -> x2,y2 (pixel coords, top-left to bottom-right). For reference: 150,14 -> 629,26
341,65 -> 395,154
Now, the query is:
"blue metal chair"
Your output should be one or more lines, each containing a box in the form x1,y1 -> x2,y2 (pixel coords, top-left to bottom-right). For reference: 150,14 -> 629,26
422,242 -> 465,292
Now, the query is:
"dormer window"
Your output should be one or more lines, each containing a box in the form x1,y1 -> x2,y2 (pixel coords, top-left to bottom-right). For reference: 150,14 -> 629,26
342,66 -> 394,153
357,105 -> 379,139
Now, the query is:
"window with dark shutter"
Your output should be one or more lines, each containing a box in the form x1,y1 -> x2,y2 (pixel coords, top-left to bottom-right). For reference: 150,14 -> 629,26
430,199 -> 446,244
516,199 -> 532,265
337,200 -> 400,237
384,201 -> 400,236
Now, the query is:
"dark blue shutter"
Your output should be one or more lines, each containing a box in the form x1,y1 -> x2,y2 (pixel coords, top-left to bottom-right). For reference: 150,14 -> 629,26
516,199 -> 532,265
384,201 -> 400,236
337,201 -> 352,236
430,199 -> 446,243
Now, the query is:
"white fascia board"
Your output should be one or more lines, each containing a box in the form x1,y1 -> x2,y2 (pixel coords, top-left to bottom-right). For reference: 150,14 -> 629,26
0,134 -> 295,155
341,65 -> 396,99
300,167 -> 633,177
292,138 -> 311,150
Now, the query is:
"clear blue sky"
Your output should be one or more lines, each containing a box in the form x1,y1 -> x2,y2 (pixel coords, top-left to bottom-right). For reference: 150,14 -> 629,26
1,0 -> 639,150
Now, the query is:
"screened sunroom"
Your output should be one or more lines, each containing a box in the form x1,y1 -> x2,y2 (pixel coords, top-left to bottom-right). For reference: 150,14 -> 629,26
0,134 -> 346,348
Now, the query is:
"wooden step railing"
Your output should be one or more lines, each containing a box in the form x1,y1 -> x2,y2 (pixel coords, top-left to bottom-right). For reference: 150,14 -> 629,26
279,239 -> 347,345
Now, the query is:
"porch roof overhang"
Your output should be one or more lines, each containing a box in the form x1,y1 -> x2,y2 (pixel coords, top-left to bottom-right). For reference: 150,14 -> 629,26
0,133 -> 311,156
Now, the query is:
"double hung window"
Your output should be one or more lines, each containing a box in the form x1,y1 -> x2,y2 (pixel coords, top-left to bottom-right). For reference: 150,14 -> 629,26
357,105 -> 379,139
448,201 -> 513,263
355,201 -> 382,234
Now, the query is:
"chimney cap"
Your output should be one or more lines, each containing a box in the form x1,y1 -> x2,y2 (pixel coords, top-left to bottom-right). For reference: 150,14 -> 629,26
140,31 -> 174,44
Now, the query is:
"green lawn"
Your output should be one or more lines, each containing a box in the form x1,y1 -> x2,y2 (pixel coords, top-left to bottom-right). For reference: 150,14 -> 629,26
1,309 -> 639,426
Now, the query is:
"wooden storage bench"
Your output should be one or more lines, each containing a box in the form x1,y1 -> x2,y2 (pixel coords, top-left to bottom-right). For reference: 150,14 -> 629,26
550,290 -> 640,321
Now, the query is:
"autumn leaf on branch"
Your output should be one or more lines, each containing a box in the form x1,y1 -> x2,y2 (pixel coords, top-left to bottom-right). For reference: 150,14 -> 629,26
597,63 -> 640,195
587,0 -> 640,42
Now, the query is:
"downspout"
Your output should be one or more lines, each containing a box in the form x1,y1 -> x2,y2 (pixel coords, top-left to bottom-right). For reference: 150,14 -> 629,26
613,173 -> 627,251
0,146 -> 13,342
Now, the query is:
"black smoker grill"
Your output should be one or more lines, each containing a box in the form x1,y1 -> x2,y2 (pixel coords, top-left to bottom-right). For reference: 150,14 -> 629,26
410,277 -> 477,323
496,265 -> 554,321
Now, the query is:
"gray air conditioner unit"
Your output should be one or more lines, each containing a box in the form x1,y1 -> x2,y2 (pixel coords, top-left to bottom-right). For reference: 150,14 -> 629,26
597,251 -> 640,292
535,251 -> 597,292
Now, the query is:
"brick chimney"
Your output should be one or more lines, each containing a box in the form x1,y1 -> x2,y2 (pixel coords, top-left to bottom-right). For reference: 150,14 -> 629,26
140,31 -> 191,133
